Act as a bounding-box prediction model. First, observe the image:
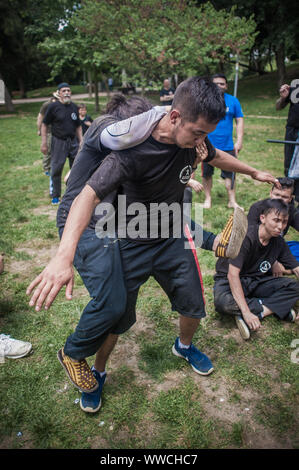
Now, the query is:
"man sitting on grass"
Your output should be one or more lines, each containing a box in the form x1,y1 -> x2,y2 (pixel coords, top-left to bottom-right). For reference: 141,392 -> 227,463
248,176 -> 299,273
214,199 -> 299,340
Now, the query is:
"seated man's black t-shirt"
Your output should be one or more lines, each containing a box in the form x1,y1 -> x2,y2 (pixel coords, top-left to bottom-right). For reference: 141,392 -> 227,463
87,136 -> 216,242
215,224 -> 299,279
43,101 -> 81,139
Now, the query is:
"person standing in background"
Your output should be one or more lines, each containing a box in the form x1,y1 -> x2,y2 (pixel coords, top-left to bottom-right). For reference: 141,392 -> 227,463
276,81 -> 299,202
160,79 -> 175,106
202,73 -> 244,209
41,82 -> 82,206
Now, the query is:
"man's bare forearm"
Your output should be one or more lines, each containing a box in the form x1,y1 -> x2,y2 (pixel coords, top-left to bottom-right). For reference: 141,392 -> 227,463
227,269 -> 251,316
57,185 -> 100,262
210,149 -> 255,175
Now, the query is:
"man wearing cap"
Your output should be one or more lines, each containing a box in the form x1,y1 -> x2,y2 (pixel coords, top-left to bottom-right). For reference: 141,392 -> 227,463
41,83 -> 83,205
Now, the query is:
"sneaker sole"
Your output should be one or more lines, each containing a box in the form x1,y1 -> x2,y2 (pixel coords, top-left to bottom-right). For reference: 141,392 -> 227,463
172,346 -> 214,376
57,349 -> 99,393
225,207 -> 248,259
235,316 -> 250,340
80,397 -> 102,413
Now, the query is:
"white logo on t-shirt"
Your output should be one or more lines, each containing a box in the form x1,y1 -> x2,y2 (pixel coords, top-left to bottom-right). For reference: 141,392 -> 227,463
259,260 -> 271,273
71,113 -> 77,120
179,165 -> 192,184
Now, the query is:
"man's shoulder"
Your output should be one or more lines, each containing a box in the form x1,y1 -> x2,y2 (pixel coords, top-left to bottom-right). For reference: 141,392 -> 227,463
225,93 -> 242,107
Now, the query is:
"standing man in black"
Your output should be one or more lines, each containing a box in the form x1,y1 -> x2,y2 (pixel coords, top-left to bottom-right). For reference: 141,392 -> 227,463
41,82 -> 83,205
160,79 -> 175,106
276,81 -> 299,201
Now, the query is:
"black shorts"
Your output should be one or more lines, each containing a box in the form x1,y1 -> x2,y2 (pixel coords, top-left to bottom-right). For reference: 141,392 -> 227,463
112,226 -> 207,335
202,149 -> 236,179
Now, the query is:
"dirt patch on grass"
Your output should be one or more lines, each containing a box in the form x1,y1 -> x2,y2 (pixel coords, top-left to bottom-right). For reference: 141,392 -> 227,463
32,205 -> 57,221
8,242 -> 57,277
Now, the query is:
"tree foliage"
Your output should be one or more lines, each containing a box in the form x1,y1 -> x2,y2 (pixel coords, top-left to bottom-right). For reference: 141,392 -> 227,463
208,0 -> 299,85
67,0 -> 256,83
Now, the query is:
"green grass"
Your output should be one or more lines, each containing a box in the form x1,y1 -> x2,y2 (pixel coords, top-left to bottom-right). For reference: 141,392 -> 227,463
0,63 -> 299,450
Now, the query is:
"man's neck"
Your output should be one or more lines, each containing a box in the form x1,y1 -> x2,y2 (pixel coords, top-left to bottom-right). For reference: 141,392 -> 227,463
151,114 -> 175,145
258,224 -> 271,246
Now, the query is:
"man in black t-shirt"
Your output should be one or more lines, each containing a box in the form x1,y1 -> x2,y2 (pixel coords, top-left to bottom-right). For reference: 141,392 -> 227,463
160,79 -> 175,106
28,77 -> 279,408
248,176 -> 299,274
42,82 -> 83,205
276,81 -> 299,201
214,199 -> 299,340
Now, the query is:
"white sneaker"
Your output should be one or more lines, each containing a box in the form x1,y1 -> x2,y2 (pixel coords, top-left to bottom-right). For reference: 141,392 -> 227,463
235,316 -> 250,340
0,334 -> 32,359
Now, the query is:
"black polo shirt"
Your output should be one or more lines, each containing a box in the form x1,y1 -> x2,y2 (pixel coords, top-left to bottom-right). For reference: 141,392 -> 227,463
43,101 -> 81,139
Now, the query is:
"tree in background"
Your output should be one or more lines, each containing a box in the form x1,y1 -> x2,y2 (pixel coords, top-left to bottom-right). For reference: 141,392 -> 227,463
208,0 -> 299,86
38,0 -> 256,110
0,0 -> 80,97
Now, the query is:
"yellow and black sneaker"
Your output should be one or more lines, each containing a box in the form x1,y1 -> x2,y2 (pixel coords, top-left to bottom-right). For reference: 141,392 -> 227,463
57,348 -> 99,392
215,206 -> 248,259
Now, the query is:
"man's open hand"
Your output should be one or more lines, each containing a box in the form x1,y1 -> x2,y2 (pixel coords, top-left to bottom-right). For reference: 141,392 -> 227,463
251,170 -> 281,188
26,256 -> 74,311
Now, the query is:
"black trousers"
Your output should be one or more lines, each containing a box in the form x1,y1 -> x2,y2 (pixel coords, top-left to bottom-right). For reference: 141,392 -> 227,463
214,275 -> 299,320
51,135 -> 79,198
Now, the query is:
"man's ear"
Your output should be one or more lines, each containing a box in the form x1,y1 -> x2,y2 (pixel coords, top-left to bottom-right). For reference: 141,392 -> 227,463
260,214 -> 266,224
169,109 -> 181,125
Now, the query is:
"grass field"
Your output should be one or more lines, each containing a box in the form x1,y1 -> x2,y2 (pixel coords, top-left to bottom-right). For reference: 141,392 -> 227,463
0,65 -> 299,451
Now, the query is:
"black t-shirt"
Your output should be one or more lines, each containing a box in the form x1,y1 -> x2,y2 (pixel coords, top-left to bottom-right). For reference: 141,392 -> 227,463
215,224 -> 299,279
160,88 -> 175,105
57,115 -> 115,229
247,198 -> 299,236
87,136 -> 216,242
43,101 -> 81,139
286,86 -> 299,129
80,115 -> 93,135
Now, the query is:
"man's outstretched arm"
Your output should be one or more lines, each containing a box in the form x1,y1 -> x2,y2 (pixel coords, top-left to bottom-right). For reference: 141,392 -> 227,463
26,185 -> 100,311
209,148 -> 280,187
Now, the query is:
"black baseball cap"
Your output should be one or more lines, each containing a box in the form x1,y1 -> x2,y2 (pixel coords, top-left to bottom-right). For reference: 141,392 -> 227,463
57,82 -> 70,90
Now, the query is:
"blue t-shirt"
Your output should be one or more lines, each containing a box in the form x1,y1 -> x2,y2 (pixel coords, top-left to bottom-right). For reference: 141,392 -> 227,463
208,93 -> 243,151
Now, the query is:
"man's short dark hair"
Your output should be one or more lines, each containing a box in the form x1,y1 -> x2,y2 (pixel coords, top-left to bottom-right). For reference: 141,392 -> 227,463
261,198 -> 289,217
171,76 -> 226,123
271,177 -> 294,192
211,73 -> 228,83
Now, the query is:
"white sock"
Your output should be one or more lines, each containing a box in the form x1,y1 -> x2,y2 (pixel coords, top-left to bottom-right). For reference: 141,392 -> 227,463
92,366 -> 106,376
178,339 -> 191,349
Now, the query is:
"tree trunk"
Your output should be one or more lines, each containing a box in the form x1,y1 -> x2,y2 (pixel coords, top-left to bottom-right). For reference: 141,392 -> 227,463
18,76 -> 26,98
275,41 -> 286,88
5,85 -> 14,112
88,71 -> 92,97
94,76 -> 100,113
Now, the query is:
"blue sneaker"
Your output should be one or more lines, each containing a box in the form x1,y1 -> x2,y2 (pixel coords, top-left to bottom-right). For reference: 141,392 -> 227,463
172,337 -> 214,376
44,171 -> 50,176
51,197 -> 60,206
80,367 -> 106,413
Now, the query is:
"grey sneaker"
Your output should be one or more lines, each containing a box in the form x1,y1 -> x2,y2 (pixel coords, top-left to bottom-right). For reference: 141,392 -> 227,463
0,334 -> 32,359
235,316 -> 250,340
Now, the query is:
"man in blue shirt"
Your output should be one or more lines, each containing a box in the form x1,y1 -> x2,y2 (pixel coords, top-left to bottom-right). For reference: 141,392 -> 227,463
202,74 -> 244,209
